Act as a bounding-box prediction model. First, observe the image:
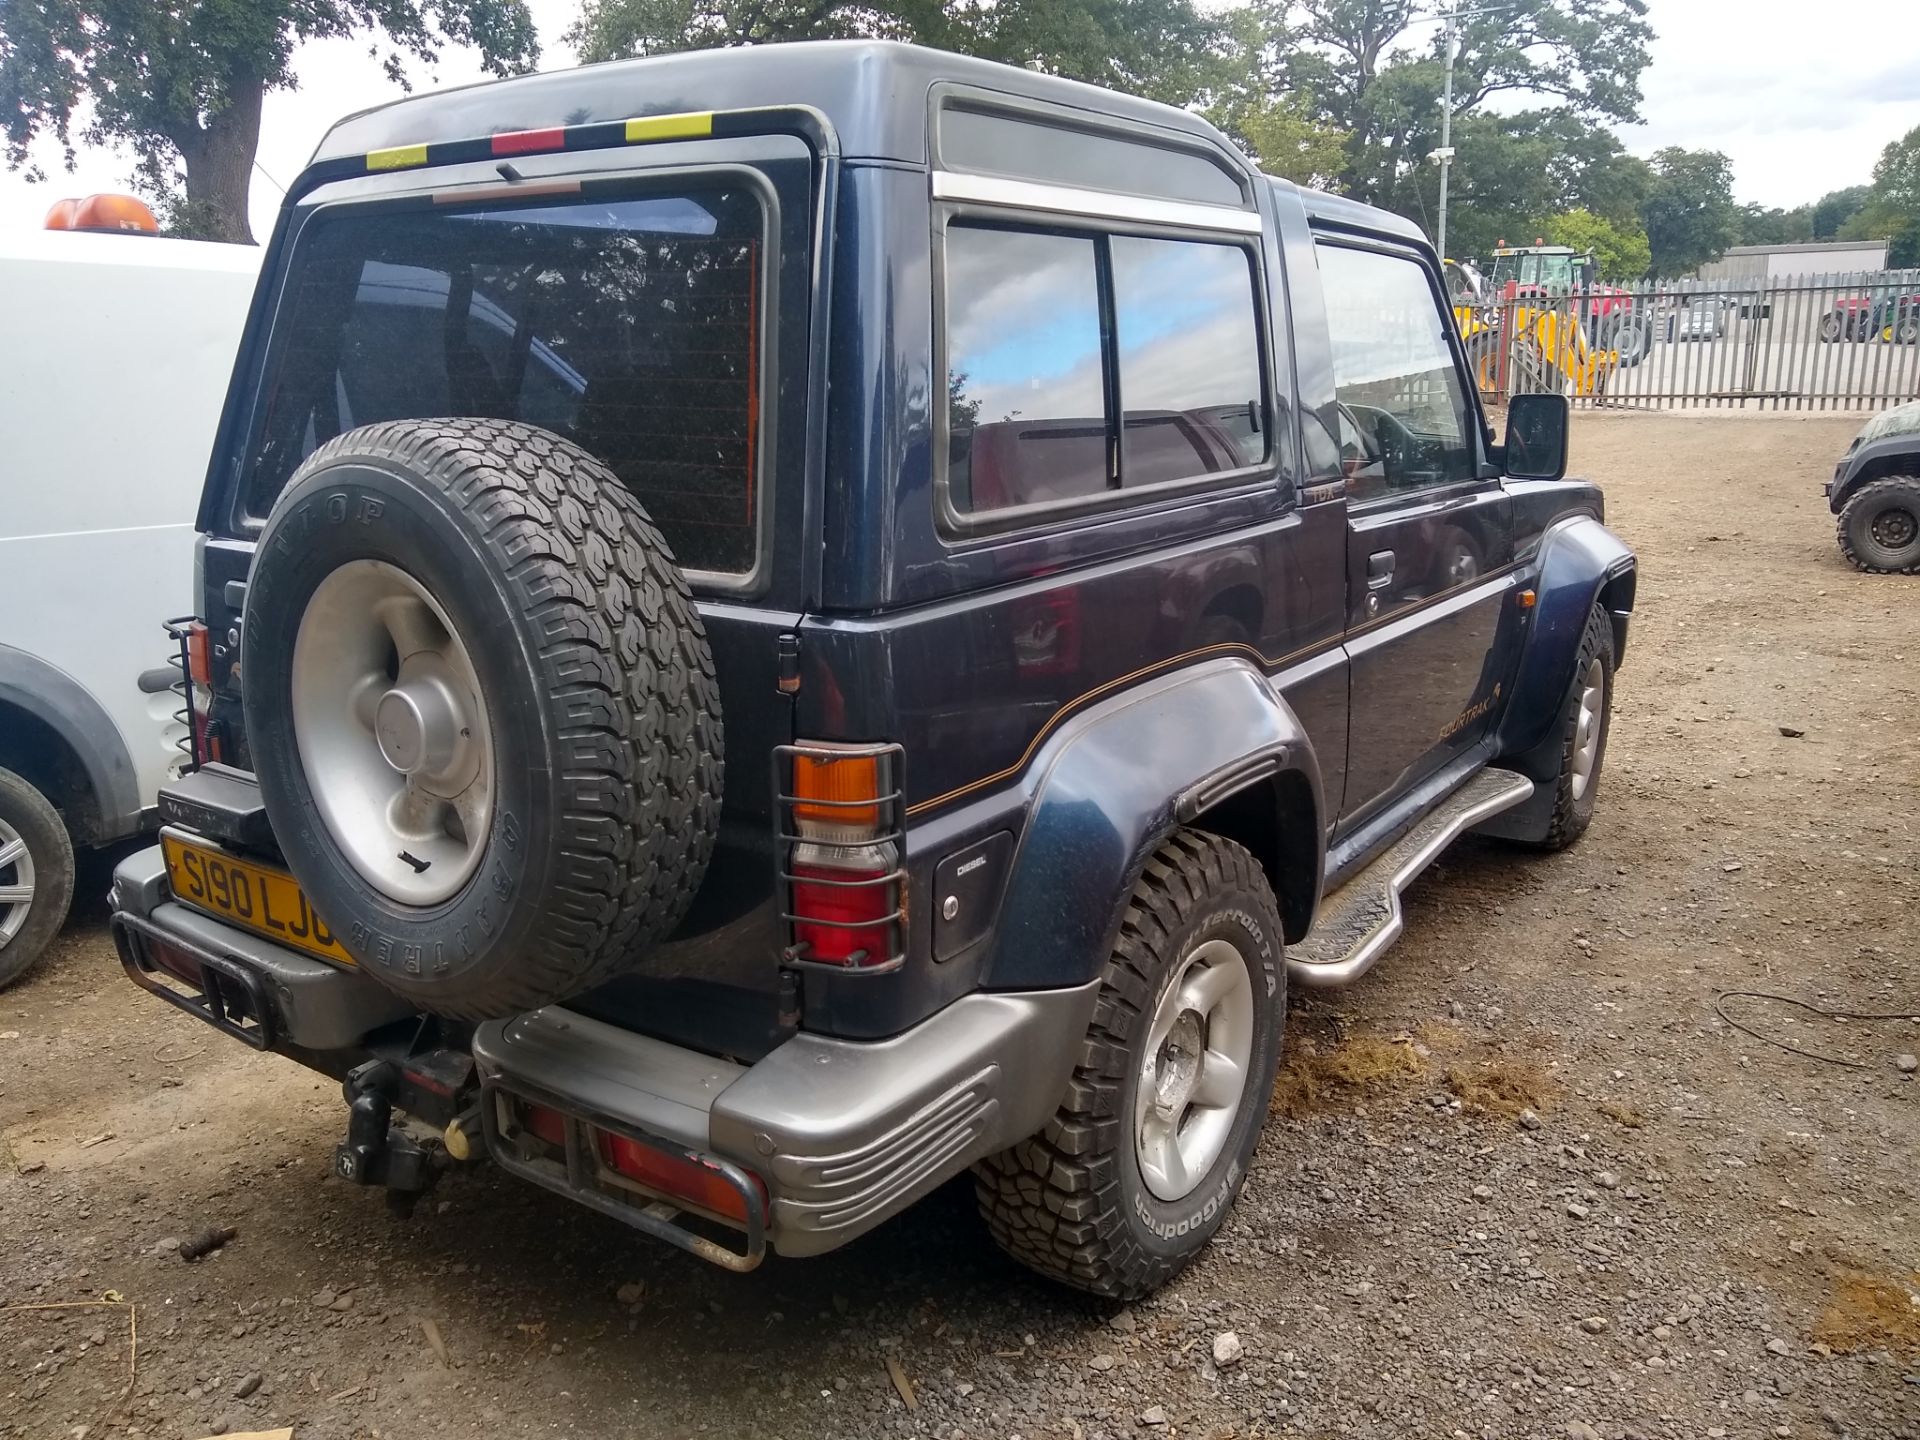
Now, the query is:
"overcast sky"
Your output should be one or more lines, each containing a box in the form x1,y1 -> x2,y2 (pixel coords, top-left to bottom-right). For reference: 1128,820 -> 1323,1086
3,0 -> 1918,235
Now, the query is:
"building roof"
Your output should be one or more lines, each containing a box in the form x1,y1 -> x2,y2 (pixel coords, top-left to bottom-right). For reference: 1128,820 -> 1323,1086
1718,240 -> 1888,256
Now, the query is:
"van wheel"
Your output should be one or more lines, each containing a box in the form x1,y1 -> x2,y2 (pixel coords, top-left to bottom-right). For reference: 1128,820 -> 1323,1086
1837,476 -> 1920,574
0,768 -> 75,988
1527,603 -> 1615,852
974,830 -> 1285,1299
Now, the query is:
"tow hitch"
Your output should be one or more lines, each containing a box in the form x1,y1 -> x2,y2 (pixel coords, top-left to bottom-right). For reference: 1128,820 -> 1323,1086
335,1059 -> 456,1214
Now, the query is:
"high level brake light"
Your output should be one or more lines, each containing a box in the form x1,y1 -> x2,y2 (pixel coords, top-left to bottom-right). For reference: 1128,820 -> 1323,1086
778,744 -> 907,972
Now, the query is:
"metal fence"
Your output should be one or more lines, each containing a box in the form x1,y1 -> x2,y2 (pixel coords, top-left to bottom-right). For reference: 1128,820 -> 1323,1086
1462,269 -> 1920,412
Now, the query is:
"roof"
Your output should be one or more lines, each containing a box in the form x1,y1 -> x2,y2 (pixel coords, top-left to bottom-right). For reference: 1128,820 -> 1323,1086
1292,185 -> 1426,245
312,39 -> 1236,171
0,228 -> 264,275
1719,240 -> 1889,257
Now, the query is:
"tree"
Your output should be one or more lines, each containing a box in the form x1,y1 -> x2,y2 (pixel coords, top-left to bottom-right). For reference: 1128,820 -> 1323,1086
1243,0 -> 1652,211
1809,184 -> 1870,240
1842,125 -> 1920,268
1734,203 -> 1812,248
1639,146 -> 1737,276
1545,206 -> 1649,280
568,0 -> 1224,104
1228,94 -> 1348,187
0,0 -> 539,244
1204,4 -> 1347,184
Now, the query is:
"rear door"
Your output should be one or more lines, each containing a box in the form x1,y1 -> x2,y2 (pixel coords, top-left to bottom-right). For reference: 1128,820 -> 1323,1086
206,132 -> 823,1059
1315,238 -> 1515,829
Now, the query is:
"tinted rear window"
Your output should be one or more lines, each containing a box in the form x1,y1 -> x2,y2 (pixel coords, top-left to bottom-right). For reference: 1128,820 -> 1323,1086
243,189 -> 763,575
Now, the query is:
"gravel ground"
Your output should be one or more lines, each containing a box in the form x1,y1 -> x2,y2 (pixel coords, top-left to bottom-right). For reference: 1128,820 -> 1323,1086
4,412 -> 1917,1440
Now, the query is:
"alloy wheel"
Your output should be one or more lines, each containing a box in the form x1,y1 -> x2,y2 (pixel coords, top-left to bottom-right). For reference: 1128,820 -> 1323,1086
291,559 -> 494,906
1570,656 -> 1606,802
1134,937 -> 1255,1201
0,818 -> 34,952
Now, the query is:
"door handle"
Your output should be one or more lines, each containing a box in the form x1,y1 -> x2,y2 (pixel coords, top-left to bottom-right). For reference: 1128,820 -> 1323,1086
1366,550 -> 1395,589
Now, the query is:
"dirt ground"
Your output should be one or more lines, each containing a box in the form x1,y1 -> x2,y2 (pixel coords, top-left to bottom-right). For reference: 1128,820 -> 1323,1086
3,413 -> 1917,1440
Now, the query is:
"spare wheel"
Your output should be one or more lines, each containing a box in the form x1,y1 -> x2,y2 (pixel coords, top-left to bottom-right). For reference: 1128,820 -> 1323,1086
242,418 -> 723,1020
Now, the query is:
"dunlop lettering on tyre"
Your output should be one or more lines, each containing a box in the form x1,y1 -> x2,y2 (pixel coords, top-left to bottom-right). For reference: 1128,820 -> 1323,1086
241,418 -> 724,1021
973,829 -> 1287,1299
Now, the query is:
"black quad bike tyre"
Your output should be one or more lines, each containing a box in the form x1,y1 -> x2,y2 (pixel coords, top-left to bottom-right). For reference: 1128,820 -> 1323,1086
1836,475 -> 1920,574
1528,602 -> 1616,852
0,767 -> 75,989
974,830 -> 1286,1299
243,418 -> 723,1020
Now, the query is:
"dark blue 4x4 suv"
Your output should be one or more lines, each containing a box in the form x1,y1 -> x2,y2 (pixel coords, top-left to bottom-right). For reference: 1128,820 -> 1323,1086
111,41 -> 1635,1298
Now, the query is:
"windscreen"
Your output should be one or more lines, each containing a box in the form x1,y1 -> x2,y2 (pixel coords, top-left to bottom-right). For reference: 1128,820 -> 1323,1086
242,187 -> 763,575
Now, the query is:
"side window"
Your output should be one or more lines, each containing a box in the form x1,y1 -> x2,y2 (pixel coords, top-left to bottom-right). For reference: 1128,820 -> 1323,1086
944,222 -> 1269,520
1316,242 -> 1477,499
945,226 -> 1110,513
1111,236 -> 1265,488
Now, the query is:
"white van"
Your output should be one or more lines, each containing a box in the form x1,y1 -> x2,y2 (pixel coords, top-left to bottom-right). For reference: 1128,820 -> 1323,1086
0,210 -> 261,985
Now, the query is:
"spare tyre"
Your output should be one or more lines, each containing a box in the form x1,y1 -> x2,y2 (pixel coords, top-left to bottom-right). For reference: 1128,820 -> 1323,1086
242,418 -> 723,1020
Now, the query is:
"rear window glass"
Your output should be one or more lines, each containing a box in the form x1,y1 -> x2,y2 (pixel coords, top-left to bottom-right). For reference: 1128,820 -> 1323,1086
1110,236 -> 1265,487
243,188 -> 763,575
945,226 -> 1110,512
944,223 -> 1267,520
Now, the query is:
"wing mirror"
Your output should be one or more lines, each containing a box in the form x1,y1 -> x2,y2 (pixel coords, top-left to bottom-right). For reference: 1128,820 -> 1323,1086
1501,392 -> 1570,481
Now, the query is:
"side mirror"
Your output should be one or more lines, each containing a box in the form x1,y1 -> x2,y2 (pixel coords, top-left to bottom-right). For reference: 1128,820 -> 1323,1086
1502,392 -> 1570,481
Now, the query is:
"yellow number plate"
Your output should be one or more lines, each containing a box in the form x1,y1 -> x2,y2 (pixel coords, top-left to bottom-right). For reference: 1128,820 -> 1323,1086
160,830 -> 354,968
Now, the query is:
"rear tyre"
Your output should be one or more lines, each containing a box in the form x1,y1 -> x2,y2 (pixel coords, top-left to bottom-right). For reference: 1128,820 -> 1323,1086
243,418 -> 723,1019
1837,476 -> 1920,574
1526,603 -> 1615,853
974,830 -> 1285,1299
1819,314 -> 1843,343
0,768 -> 75,989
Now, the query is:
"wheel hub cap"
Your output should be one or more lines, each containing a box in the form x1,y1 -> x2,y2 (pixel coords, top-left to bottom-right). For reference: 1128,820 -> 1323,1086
1134,938 -> 1256,1203
1871,508 -> 1917,548
0,819 -> 34,951
1569,656 -> 1605,802
291,560 -> 493,907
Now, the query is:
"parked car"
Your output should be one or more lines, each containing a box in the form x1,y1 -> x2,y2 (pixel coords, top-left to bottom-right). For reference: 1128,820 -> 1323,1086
0,201 -> 260,987
1675,296 -> 1729,341
1827,401 -> 1920,573
109,41 -> 1637,1298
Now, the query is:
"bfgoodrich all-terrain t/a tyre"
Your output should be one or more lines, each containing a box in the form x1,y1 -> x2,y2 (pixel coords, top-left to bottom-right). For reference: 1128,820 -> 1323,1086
1836,476 -> 1920,574
0,767 -> 75,989
975,830 -> 1286,1299
243,419 -> 723,1021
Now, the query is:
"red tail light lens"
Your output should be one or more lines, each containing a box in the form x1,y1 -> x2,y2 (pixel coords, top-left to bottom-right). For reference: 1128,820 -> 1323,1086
789,857 -> 895,966
598,1132 -> 764,1224
516,1102 -> 765,1226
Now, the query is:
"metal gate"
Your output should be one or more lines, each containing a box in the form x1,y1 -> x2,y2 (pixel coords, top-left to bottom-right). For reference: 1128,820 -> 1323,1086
1463,269 -> 1920,412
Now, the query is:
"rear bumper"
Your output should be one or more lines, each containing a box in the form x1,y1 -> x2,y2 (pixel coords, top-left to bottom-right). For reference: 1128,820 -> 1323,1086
110,845 -> 414,1051
109,843 -> 1099,1262
473,978 -> 1100,1258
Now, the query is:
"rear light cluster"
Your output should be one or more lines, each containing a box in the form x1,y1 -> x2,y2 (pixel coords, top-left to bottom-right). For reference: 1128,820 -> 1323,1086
164,616 -> 218,769
505,1095 -> 766,1228
777,743 -> 907,973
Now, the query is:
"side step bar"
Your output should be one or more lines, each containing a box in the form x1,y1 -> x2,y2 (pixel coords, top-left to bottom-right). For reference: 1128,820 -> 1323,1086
1289,767 -> 1534,988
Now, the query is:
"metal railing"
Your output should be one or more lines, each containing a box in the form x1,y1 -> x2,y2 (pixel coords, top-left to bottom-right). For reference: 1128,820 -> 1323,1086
1458,268 -> 1920,412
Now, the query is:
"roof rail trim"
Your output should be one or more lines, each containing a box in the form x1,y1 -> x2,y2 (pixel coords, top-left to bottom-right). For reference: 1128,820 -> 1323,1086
930,173 -> 1262,235
286,104 -> 837,207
